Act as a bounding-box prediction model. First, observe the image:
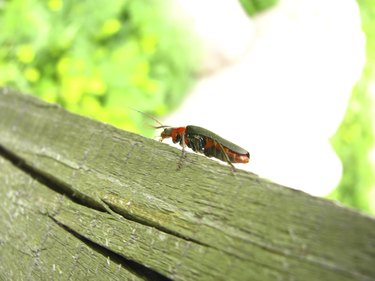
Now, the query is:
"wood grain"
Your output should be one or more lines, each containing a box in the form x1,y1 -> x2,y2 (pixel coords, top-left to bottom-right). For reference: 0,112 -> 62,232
1,88 -> 374,281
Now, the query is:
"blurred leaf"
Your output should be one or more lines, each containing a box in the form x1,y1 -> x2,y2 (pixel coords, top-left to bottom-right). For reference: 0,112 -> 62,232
16,44 -> 35,63
329,0 -> 375,214
239,0 -> 278,16
0,0 -> 199,137
24,67 -> 40,82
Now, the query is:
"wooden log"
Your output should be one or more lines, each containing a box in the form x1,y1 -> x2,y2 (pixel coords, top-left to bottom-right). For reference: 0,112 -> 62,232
0,88 -> 374,281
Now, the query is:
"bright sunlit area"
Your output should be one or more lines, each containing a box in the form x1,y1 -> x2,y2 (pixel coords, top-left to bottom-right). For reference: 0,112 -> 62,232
1,0 -> 374,214
164,0 -> 365,197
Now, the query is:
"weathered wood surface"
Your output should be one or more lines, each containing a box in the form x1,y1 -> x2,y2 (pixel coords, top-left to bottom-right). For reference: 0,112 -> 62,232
0,88 -> 375,281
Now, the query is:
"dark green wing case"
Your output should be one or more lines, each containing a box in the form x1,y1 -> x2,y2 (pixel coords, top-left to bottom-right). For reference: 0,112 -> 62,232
186,125 -> 248,155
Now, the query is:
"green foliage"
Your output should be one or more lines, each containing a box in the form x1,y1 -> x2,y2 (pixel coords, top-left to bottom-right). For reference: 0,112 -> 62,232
329,1 -> 375,214
330,73 -> 375,213
0,0 -> 198,135
239,0 -> 278,16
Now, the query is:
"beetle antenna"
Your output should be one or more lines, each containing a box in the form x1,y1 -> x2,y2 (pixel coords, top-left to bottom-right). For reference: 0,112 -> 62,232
128,107 -> 170,128
154,125 -> 171,129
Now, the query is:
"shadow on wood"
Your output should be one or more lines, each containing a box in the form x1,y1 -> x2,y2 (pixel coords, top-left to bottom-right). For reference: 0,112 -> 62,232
1,88 -> 375,281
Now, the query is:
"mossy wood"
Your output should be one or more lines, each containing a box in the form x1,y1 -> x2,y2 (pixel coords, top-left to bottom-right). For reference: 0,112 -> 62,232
0,88 -> 374,281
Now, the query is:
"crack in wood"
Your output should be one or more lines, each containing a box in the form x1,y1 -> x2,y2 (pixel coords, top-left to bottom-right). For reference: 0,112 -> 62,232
48,215 -> 171,281
0,141 -> 222,254
101,197 -> 214,249
0,143 -> 105,213
0,141 -> 211,249
0,143 -> 172,280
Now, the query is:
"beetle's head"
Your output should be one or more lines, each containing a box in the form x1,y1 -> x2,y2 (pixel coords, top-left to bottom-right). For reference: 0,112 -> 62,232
156,126 -> 186,144
160,127 -> 173,140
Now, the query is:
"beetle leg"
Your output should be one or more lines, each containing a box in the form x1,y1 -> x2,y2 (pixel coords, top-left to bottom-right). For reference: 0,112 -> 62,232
216,141 -> 236,172
177,131 -> 187,170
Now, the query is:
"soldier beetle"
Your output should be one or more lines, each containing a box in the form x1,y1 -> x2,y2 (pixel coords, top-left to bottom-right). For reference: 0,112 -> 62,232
134,109 -> 250,170
157,125 -> 250,170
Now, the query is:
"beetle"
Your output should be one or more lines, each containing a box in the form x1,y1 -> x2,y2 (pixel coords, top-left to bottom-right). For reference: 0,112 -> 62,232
131,108 -> 250,170
157,125 -> 250,170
